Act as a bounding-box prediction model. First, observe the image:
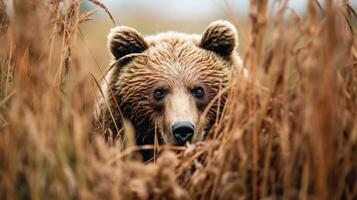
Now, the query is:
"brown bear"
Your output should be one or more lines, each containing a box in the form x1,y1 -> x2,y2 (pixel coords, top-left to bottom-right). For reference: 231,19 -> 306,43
95,20 -> 245,160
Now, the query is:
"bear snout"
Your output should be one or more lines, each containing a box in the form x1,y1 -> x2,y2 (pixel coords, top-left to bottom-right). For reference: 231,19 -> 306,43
172,122 -> 194,146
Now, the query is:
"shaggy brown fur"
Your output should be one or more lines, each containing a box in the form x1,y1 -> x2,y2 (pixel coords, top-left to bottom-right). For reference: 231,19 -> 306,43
95,20 -> 245,160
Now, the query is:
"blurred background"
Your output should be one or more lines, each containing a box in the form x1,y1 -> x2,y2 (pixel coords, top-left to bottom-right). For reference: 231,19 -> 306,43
75,0 -> 357,75
81,0 -> 304,74
3,0 -> 357,76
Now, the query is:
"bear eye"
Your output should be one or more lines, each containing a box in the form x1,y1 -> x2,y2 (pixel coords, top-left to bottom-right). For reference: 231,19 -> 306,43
192,86 -> 204,99
153,88 -> 166,101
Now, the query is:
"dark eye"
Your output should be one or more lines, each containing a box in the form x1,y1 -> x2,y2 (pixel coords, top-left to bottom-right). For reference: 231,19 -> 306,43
192,86 -> 204,99
153,88 -> 166,101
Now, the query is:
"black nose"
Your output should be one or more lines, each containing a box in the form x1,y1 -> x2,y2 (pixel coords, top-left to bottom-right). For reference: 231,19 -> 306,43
172,122 -> 194,145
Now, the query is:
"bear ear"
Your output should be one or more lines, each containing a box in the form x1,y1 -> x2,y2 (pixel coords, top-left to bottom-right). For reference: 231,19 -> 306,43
200,20 -> 238,57
107,26 -> 148,60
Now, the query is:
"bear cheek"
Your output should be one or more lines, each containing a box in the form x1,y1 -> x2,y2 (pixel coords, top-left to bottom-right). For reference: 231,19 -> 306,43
150,102 -> 176,144
159,124 -> 175,145
192,87 -> 224,143
160,114 -> 176,144
192,114 -> 209,143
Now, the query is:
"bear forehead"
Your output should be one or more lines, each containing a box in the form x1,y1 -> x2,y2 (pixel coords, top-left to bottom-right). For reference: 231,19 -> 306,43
140,32 -> 229,70
144,32 -> 202,58
114,31 -> 232,87
124,44 -> 229,83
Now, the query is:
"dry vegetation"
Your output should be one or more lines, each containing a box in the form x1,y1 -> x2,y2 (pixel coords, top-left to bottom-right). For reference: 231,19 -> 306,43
0,0 -> 357,199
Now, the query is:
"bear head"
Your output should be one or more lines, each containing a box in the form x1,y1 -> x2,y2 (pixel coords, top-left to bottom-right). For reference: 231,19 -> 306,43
98,20 -> 244,151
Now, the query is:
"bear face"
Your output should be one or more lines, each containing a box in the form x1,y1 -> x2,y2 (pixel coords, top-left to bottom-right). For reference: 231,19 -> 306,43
96,20 -> 244,151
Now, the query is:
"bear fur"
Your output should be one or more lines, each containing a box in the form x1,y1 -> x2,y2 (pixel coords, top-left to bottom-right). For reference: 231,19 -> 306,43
95,20 -> 245,160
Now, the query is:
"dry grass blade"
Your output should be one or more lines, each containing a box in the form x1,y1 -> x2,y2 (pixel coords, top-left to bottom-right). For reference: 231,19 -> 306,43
0,0 -> 9,34
87,0 -> 116,25
79,9 -> 96,24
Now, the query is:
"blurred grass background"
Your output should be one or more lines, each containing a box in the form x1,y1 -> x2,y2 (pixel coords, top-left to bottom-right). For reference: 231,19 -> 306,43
3,0 -> 357,77
77,0 -> 356,76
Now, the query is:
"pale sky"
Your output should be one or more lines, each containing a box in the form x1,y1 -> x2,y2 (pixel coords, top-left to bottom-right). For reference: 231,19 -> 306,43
97,0 -> 308,19
84,0 -> 356,34
97,0 -> 357,20
87,1 -> 290,32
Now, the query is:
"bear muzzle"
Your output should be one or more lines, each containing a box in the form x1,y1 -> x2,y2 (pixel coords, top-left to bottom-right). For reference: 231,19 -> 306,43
172,121 -> 194,146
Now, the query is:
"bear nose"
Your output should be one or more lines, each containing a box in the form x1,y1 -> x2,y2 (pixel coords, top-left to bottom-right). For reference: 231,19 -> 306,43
172,122 -> 194,146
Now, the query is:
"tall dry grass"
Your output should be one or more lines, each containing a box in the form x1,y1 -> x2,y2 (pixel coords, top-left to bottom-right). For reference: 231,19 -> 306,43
0,0 -> 356,199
